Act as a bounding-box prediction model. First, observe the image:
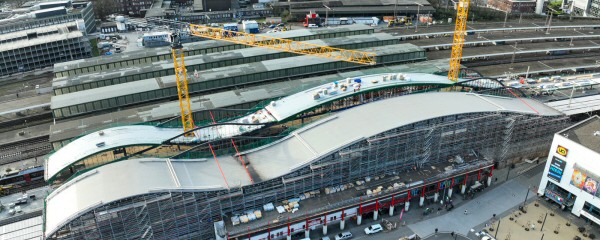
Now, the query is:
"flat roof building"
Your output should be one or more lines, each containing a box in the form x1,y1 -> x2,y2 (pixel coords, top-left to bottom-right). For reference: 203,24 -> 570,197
537,116 -> 600,225
52,24 -> 375,78
0,1 -> 96,35
51,32 -> 396,95
50,44 -> 426,119
0,21 -> 91,77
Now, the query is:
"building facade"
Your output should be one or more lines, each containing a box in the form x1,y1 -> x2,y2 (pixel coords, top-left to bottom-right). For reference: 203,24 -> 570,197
571,0 -> 600,17
488,0 -> 537,13
0,1 -> 96,35
0,22 -> 92,77
537,116 -> 600,226
115,0 -> 153,16
44,92 -> 569,239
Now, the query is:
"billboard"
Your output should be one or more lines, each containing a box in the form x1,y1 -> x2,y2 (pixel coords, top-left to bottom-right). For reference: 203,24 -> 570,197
570,163 -> 599,197
548,156 -> 566,183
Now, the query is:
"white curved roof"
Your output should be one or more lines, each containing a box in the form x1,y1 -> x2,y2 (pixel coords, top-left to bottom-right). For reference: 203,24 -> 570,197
45,125 -> 184,180
46,73 -> 451,181
243,92 -> 563,181
45,157 -> 252,237
265,73 -> 453,121
44,92 -> 564,237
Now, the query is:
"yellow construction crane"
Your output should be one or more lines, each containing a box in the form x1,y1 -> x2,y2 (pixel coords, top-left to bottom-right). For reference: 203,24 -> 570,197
170,24 -> 377,133
447,0 -> 471,82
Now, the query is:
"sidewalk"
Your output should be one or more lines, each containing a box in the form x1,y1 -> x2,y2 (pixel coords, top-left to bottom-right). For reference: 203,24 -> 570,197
308,160 -> 549,240
406,160 -> 546,237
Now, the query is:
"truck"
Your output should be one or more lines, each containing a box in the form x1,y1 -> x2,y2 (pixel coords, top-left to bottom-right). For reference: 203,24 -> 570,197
304,11 -> 321,27
223,23 -> 239,37
242,20 -> 259,33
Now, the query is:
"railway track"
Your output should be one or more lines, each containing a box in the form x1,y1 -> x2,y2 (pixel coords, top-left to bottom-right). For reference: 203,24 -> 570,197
462,52 -> 600,68
0,137 -> 51,165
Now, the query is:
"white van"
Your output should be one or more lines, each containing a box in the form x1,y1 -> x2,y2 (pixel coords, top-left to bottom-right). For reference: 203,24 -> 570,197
537,77 -> 550,83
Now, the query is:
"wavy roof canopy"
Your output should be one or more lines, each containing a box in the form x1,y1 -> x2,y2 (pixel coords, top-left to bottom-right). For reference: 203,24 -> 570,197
44,92 -> 563,237
45,73 -> 453,181
45,125 -> 183,180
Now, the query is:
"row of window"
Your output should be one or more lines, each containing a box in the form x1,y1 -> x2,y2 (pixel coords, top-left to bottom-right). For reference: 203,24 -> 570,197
53,29 -> 375,78
53,51 -> 425,118
56,39 -> 392,95
55,35 -> 388,95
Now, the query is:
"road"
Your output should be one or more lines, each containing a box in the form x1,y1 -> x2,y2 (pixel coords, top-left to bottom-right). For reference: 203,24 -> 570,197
293,161 -> 546,240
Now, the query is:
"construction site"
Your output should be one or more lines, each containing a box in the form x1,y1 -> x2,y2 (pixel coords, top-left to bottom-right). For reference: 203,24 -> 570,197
1,0 -> 600,239
40,19 -> 572,238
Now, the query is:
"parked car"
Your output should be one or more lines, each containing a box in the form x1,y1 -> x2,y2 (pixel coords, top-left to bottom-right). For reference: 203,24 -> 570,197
525,78 -> 537,84
364,224 -> 383,234
334,231 -> 353,240
319,237 -> 331,240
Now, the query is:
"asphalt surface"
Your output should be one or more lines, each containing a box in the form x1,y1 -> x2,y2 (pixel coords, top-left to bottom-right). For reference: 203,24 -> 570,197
290,160 -> 548,240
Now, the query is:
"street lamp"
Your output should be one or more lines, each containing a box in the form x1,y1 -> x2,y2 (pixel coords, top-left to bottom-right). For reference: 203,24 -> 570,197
324,4 -> 332,26
414,2 -> 423,32
546,7 -> 560,34
394,0 -> 399,20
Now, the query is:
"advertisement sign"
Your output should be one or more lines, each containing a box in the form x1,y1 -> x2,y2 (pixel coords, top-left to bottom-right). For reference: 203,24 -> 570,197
556,145 -> 568,157
570,163 -> 600,197
544,189 -> 564,204
548,156 -> 566,183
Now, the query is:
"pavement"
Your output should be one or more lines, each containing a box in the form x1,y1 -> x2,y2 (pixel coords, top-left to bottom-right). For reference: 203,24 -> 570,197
290,160 -> 547,240
0,95 -> 51,116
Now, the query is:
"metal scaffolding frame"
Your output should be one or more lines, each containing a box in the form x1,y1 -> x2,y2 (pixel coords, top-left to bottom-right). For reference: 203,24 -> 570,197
47,103 -> 570,239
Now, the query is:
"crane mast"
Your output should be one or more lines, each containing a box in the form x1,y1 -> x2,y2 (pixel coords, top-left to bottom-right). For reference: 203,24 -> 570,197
167,22 -> 377,134
170,33 -> 195,134
448,0 -> 471,82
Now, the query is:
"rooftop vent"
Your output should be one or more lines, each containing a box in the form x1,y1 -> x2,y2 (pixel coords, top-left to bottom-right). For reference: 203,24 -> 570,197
594,131 -> 600,136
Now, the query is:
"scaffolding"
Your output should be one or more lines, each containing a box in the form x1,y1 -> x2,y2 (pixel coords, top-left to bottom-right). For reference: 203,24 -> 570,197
47,99 -> 570,239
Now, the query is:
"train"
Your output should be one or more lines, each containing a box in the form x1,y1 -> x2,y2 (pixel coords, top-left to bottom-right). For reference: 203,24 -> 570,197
0,166 -> 45,195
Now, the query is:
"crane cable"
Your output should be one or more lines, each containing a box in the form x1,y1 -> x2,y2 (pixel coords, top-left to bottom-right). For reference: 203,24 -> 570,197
208,111 -> 255,184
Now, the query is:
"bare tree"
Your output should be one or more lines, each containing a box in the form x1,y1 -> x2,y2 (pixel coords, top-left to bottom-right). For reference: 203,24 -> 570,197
92,0 -> 118,20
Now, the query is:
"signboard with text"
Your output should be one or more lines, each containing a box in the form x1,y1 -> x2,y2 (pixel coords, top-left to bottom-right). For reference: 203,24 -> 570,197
548,156 -> 566,183
556,145 -> 568,157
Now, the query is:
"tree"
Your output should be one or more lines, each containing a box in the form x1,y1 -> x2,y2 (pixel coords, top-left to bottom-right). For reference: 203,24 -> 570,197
92,0 -> 118,20
280,10 -> 292,22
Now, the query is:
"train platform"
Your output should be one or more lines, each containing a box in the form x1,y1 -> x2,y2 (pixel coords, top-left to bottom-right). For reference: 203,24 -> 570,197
382,21 -> 600,36
405,30 -> 599,47
0,94 -> 50,118
0,124 -> 49,147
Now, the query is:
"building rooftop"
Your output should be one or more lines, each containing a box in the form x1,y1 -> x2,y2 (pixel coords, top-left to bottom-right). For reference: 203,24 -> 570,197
245,92 -> 562,182
50,43 -> 423,109
46,72 -> 452,181
559,115 -> 600,154
51,32 -> 397,90
0,1 -> 89,26
44,91 -> 559,238
48,59 -> 451,143
0,21 -> 82,52
45,125 -> 183,181
52,24 -> 374,74
0,216 -> 42,239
